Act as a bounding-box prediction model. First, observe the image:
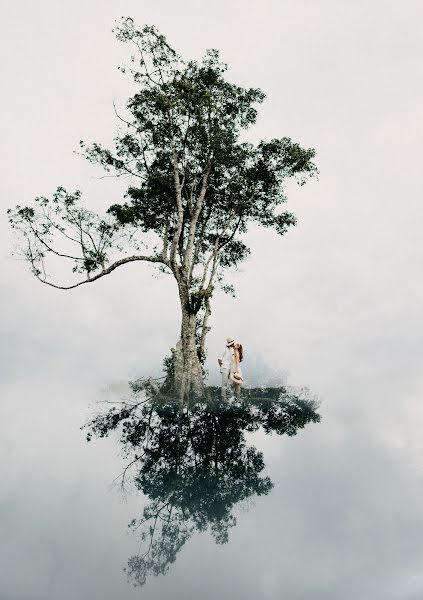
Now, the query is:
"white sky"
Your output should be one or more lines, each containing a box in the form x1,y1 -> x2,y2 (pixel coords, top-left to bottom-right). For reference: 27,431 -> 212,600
1,1 -> 423,598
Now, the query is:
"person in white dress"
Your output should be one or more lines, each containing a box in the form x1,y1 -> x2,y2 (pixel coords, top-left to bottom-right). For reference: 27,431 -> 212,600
229,343 -> 244,399
218,337 -> 244,399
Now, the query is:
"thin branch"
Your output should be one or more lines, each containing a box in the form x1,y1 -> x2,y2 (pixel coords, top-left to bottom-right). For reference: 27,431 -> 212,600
216,214 -> 243,253
113,452 -> 146,490
183,157 -> 212,276
112,100 -> 137,130
162,221 -> 170,261
27,221 -> 84,261
42,210 -> 81,244
169,134 -> 184,267
35,253 -> 167,290
188,204 -> 212,284
134,39 -> 161,87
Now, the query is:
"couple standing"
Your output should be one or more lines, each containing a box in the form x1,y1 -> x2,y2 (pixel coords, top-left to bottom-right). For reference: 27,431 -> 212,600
218,336 -> 244,398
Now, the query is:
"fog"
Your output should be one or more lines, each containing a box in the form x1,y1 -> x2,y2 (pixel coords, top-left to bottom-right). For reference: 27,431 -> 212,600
1,1 -> 423,598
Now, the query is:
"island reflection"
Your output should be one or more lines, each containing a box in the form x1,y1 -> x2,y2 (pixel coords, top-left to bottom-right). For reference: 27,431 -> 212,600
84,384 -> 321,587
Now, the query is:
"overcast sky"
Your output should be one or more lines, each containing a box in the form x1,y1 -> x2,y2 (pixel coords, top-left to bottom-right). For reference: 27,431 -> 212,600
1,1 -> 423,598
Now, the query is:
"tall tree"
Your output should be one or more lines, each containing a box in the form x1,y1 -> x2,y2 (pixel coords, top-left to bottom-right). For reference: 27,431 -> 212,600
8,18 -> 317,397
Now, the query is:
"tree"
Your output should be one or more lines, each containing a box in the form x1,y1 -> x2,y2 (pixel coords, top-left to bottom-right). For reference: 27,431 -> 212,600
83,384 -> 321,586
7,18 -> 318,398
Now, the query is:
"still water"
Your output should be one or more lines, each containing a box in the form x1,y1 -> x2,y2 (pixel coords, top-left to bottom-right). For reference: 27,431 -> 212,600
2,354 -> 423,600
84,384 -> 321,588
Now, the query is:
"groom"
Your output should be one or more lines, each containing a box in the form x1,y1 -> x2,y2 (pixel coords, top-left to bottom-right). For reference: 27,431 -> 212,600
218,336 -> 234,398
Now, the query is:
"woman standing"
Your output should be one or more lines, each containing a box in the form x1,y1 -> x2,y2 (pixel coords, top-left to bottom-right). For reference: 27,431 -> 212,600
230,343 -> 244,398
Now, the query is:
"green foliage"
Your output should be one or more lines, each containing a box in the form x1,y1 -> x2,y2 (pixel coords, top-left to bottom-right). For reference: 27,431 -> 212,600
79,17 -> 318,294
7,187 -> 124,279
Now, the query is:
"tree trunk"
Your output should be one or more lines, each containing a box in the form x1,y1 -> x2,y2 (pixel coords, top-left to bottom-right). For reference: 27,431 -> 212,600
182,310 -> 204,398
170,284 -> 205,400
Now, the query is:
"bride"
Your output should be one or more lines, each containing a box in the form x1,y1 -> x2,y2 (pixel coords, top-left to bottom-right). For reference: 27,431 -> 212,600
230,343 -> 244,397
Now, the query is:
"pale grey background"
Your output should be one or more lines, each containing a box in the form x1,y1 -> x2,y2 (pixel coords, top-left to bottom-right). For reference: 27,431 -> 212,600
1,1 -> 423,598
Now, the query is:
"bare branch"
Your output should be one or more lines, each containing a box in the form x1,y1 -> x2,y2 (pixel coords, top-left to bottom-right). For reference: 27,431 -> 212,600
183,157 -> 212,276
35,253 -> 167,290
162,221 -> 170,261
169,128 -> 184,268
112,100 -> 137,129
27,220 -> 84,261
216,214 -> 243,253
199,296 -> 212,359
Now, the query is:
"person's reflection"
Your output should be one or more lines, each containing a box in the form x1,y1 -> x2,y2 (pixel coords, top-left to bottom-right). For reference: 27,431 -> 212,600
84,385 -> 321,587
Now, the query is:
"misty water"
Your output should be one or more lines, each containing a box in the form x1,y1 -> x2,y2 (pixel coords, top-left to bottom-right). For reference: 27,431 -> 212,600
3,344 -> 423,600
84,383 -> 321,588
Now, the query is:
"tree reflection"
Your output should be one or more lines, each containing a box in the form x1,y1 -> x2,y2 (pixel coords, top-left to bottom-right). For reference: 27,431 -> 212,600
84,385 -> 321,586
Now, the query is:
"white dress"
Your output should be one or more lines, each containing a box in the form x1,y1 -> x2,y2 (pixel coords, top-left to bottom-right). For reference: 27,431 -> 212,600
229,352 -> 243,384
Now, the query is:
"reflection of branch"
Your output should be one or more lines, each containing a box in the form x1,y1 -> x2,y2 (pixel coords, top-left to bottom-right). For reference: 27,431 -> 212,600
92,385 -> 322,588
113,452 -> 146,490
132,501 -> 171,533
142,511 -> 160,558
186,412 -> 199,466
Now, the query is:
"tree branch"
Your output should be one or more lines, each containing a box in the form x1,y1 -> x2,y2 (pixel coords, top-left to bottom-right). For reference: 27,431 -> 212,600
35,254 -> 167,290
169,124 -> 184,267
199,295 -> 212,359
183,157 -> 212,275
27,221 -> 84,261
